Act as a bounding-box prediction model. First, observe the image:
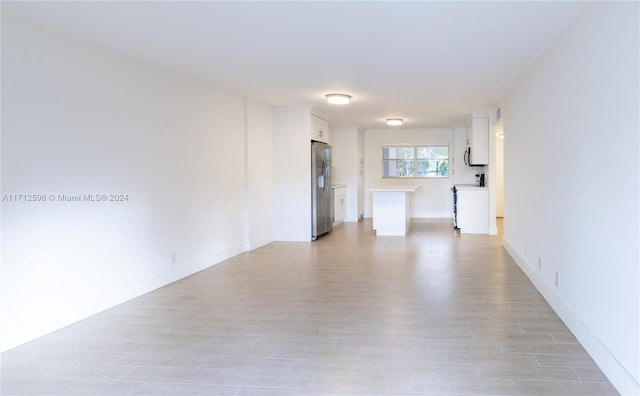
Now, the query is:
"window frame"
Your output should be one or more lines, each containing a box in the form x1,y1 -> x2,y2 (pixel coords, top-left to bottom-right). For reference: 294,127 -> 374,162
381,144 -> 450,179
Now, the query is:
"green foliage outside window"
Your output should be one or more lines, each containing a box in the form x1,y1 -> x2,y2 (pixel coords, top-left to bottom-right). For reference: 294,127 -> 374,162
383,146 -> 449,178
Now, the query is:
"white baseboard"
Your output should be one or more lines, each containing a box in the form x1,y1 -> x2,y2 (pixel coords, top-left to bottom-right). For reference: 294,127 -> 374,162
502,237 -> 639,396
1,243 -> 245,352
247,233 -> 275,251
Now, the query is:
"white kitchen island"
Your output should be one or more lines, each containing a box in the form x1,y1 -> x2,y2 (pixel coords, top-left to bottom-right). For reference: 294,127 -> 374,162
371,186 -> 420,236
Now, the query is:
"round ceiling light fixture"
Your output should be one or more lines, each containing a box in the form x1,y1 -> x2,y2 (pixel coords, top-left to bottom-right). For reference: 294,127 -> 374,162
326,93 -> 352,105
386,118 -> 404,126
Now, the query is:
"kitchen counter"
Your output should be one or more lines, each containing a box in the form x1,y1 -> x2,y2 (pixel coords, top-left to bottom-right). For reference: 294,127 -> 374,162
370,186 -> 420,236
454,184 -> 488,190
370,186 -> 421,192
454,186 -> 489,234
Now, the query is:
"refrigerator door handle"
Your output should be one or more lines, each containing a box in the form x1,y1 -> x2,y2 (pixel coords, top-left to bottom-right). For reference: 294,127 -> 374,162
322,161 -> 328,196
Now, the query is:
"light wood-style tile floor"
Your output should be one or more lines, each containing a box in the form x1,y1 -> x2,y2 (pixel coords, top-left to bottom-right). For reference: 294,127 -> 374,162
1,219 -> 618,395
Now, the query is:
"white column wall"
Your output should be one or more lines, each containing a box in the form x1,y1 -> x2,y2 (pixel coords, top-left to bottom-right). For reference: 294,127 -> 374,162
245,99 -> 275,249
273,109 -> 312,241
332,126 -> 360,222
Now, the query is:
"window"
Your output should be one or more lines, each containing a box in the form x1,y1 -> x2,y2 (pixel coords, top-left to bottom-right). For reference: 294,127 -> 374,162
382,145 -> 449,178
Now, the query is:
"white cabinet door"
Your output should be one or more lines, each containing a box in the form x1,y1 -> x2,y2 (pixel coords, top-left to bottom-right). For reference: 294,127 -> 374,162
311,114 -> 329,143
457,188 -> 489,234
333,187 -> 346,225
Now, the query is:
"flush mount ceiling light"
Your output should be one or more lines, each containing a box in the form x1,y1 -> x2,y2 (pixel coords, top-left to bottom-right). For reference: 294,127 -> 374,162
386,118 -> 404,126
326,93 -> 352,105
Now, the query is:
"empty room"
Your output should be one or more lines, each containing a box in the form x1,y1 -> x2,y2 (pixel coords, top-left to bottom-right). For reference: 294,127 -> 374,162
1,1 -> 638,395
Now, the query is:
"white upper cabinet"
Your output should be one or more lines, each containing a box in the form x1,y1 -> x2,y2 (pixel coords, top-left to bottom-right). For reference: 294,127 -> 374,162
311,114 -> 329,143
467,113 -> 489,165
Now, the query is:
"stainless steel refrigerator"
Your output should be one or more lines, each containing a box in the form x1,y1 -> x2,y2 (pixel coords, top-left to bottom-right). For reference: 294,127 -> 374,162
312,141 -> 332,240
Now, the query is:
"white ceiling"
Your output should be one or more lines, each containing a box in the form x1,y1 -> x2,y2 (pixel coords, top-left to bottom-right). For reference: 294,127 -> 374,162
4,1 -> 587,129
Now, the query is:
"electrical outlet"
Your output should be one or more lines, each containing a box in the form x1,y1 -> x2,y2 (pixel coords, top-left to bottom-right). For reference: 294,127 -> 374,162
524,242 -> 528,254
538,257 -> 542,270
171,252 -> 177,264
555,272 -> 559,287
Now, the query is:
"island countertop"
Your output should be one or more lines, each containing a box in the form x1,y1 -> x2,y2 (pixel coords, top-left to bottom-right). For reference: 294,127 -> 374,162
370,186 -> 421,192
453,184 -> 488,190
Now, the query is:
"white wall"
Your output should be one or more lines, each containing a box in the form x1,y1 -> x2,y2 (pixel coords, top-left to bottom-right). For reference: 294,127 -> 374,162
331,126 -> 353,187
364,128 -> 456,219
245,99 -> 275,249
501,2 -> 639,394
332,126 -> 363,222
1,14 -> 274,351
